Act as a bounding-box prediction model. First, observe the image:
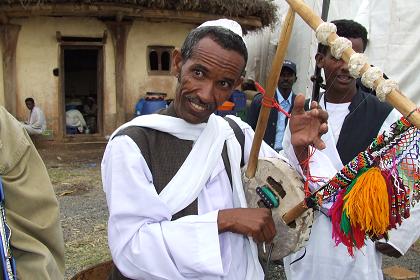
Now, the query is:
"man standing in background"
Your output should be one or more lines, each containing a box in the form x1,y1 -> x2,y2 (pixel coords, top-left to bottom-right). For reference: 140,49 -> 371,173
247,60 -> 297,152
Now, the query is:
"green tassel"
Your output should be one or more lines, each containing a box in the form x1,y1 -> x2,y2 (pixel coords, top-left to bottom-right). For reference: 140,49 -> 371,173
340,209 -> 351,235
339,173 -> 361,236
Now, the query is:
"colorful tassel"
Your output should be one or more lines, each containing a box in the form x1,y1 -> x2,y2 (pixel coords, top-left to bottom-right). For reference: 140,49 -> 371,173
330,178 -> 364,256
330,188 -> 355,255
343,167 -> 390,237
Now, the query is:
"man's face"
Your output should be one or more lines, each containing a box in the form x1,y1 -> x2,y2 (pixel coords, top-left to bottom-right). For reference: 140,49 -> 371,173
172,37 -> 245,124
317,37 -> 364,97
25,101 -> 34,110
277,67 -> 297,91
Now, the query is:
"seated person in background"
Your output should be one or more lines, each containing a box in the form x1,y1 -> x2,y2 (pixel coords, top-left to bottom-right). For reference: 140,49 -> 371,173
66,109 -> 87,133
83,96 -> 98,116
22,97 -> 47,135
0,106 -> 65,279
83,96 -> 97,133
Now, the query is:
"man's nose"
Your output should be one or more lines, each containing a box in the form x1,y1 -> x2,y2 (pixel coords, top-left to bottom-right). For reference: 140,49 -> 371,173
197,82 -> 216,103
338,59 -> 349,72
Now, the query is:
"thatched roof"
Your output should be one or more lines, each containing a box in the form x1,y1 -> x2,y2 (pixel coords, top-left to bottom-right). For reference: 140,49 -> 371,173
0,0 -> 278,30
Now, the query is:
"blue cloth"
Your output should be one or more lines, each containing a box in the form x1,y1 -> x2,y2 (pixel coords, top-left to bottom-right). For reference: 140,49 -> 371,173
274,89 -> 293,151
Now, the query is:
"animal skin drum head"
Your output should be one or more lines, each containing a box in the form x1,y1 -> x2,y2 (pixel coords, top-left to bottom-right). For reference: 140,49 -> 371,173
242,157 -> 314,261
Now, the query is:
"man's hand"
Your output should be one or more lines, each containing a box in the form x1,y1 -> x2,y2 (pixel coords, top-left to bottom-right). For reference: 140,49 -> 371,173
375,242 -> 403,258
289,94 -> 328,163
218,208 -> 276,243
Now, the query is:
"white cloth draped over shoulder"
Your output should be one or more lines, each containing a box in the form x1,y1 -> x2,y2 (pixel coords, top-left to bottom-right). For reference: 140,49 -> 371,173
103,114 -> 280,279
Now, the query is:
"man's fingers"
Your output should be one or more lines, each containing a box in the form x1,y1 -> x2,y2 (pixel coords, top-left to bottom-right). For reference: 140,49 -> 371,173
318,109 -> 329,124
313,138 -> 326,150
320,122 -> 328,135
310,100 -> 320,110
291,94 -> 306,115
261,218 -> 276,243
253,210 -> 276,243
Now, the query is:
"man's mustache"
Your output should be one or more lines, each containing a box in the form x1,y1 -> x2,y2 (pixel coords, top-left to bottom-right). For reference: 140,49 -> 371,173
185,95 -> 217,110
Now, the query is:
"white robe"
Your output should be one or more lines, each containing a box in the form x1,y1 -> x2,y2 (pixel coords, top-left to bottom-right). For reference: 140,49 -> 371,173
102,115 -> 282,280
23,106 -> 46,134
66,109 -> 87,132
282,97 -> 419,280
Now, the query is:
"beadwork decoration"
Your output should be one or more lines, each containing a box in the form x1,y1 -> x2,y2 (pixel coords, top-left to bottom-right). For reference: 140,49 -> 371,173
310,117 -> 419,255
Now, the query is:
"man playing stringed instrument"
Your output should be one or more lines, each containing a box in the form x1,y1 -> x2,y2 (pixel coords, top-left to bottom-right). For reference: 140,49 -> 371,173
102,19 -> 328,280
283,19 -> 419,280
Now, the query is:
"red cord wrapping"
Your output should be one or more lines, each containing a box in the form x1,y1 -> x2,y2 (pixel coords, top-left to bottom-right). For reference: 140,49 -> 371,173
261,95 -> 291,118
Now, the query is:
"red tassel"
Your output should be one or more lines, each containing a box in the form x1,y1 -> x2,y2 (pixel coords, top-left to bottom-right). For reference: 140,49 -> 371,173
329,189 -> 356,256
382,170 -> 397,229
351,223 -> 365,250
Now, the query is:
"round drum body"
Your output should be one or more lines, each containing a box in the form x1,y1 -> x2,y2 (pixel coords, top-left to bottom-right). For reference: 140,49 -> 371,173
243,158 -> 313,261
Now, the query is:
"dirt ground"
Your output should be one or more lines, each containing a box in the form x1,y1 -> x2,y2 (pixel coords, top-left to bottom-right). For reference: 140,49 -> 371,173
38,142 -> 110,279
36,142 -> 419,280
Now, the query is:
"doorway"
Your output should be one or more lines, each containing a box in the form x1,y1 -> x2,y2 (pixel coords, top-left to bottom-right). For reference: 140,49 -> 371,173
61,47 -> 103,136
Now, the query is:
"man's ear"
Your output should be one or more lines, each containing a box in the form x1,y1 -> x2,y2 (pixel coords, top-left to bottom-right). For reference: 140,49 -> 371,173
315,52 -> 324,68
172,48 -> 182,77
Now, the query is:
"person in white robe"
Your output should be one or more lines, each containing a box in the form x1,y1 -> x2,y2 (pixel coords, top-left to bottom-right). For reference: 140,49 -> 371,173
22,97 -> 46,135
102,19 -> 328,280
282,19 -> 419,280
66,109 -> 87,133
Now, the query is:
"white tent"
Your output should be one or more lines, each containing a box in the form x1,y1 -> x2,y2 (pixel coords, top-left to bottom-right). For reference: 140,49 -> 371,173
244,0 -> 420,105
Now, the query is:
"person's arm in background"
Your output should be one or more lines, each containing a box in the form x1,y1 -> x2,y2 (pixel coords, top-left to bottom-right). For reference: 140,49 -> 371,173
76,110 -> 87,128
0,106 -> 65,279
376,201 -> 420,257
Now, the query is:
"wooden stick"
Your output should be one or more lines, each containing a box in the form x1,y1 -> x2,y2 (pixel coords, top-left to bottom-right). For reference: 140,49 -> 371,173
245,8 -> 295,179
285,0 -> 420,129
282,200 -> 308,225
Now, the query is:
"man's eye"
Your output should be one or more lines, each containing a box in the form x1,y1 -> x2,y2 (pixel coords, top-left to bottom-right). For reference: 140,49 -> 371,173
194,70 -> 203,77
219,81 -> 232,88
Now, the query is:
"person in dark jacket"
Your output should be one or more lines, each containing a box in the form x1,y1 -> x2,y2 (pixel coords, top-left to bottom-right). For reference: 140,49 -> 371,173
247,60 -> 297,151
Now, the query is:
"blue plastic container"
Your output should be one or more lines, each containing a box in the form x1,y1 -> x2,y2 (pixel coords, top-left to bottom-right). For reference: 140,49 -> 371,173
134,98 -> 146,116
66,126 -> 79,134
231,90 -> 246,110
141,99 -> 167,115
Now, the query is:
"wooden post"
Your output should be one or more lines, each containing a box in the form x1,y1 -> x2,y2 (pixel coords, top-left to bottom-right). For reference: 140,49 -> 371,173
105,20 -> 133,127
245,8 -> 295,179
0,24 -> 21,116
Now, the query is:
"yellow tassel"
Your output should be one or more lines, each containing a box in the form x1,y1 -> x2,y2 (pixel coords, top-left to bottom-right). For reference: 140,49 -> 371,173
343,167 -> 389,236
